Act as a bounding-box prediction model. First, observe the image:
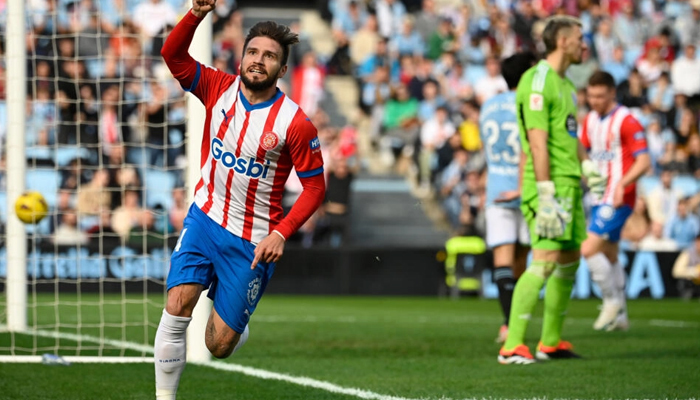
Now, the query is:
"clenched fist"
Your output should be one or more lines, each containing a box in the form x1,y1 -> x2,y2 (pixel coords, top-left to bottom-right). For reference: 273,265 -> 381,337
192,0 -> 216,18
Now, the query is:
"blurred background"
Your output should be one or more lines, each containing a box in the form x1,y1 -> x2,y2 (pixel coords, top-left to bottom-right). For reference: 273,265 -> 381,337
0,0 -> 699,298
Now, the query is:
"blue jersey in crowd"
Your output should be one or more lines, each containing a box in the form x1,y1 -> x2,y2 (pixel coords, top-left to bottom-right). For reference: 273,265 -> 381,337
479,91 -> 521,209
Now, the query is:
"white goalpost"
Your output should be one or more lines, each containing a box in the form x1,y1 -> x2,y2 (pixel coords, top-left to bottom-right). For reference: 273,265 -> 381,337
1,0 -> 211,363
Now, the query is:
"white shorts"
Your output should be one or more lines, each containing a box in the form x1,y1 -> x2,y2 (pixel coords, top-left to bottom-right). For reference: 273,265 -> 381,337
485,205 -> 530,249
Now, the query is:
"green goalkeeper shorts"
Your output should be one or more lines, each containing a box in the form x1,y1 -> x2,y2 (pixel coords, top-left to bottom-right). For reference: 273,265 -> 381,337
520,182 -> 587,251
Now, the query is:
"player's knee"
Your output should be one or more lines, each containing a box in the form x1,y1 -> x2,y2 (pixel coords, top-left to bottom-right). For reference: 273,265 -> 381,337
206,339 -> 234,359
165,287 -> 199,317
529,260 -> 556,279
553,261 -> 579,280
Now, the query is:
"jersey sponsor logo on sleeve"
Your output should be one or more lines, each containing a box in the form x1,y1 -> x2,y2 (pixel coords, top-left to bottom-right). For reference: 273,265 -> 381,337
211,138 -> 271,179
529,93 -> 543,111
309,137 -> 321,152
566,114 -> 578,138
260,131 -> 279,151
634,131 -> 645,140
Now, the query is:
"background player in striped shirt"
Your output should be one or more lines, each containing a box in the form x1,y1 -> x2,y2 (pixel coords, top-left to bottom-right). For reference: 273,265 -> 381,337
154,0 -> 326,398
479,52 -> 536,344
580,71 -> 650,332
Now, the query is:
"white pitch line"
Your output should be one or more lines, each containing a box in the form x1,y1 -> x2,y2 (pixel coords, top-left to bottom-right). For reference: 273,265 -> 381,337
0,325 -> 439,400
648,319 -> 700,328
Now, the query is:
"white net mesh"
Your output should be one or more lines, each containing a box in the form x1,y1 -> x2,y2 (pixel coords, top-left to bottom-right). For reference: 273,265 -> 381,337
1,0 -> 191,357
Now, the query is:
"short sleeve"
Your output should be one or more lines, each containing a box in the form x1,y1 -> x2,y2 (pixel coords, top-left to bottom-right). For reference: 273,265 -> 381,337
620,114 -> 648,157
286,108 -> 324,178
518,69 -> 551,133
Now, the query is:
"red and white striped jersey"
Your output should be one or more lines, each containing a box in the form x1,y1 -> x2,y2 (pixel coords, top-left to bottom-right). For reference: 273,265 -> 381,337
188,64 -> 324,244
580,105 -> 647,207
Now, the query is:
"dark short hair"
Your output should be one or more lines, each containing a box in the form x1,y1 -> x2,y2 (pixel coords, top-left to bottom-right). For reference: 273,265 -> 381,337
501,51 -> 537,90
542,16 -> 582,55
587,70 -> 616,89
243,21 -> 299,66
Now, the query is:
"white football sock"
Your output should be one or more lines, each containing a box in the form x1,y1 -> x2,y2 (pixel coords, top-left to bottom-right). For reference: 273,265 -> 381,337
155,309 -> 191,400
613,260 -> 627,312
232,325 -> 249,356
586,252 -> 618,304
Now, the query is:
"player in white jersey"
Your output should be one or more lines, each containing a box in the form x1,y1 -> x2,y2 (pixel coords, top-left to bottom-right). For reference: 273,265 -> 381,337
580,71 -> 650,331
154,1 -> 326,398
479,52 -> 536,343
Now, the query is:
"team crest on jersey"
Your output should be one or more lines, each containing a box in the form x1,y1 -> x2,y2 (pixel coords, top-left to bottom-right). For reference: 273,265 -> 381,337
260,131 -> 279,151
247,277 -> 262,306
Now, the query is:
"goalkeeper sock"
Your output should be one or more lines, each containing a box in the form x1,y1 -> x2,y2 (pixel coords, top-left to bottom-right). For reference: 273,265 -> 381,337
586,253 -> 618,304
503,269 -> 546,350
155,309 -> 192,400
541,261 -> 579,347
494,266 -> 516,326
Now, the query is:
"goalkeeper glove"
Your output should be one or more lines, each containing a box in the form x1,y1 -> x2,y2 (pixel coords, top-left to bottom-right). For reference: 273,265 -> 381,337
582,160 -> 607,200
535,181 -> 570,239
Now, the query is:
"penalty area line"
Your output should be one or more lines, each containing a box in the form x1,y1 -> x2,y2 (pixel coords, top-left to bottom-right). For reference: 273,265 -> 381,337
0,324 -> 445,400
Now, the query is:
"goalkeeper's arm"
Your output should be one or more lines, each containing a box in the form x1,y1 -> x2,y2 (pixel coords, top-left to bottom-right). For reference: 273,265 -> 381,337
527,128 -> 551,182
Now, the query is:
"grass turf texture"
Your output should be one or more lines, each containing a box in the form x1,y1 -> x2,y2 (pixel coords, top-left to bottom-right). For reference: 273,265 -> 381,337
1,295 -> 698,399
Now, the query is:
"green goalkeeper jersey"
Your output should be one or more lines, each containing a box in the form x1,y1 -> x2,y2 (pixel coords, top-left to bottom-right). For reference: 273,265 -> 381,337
516,60 -> 581,186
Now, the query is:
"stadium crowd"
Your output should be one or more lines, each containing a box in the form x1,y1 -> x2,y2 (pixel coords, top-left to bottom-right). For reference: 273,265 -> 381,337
0,0 -> 357,248
324,0 -> 700,252
1,0 -> 700,254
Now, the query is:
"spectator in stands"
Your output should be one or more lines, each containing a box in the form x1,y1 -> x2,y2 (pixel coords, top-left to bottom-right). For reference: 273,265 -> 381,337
567,47 -> 598,90
647,71 -> 675,113
491,14 -> 517,59
132,0 -> 177,39
621,197 -> 651,249
76,168 -> 112,217
664,197 -> 700,248
646,167 -> 683,226
457,99 -> 482,154
362,65 -> 392,143
376,0 -> 408,39
419,105 -> 455,188
617,68 -> 647,110
440,61 -> 474,108
291,50 -> 325,117
86,209 -> 121,250
414,0 -> 439,44
675,0 -> 700,46
440,148 -> 468,228
407,57 -> 436,101
673,107 -> 699,147
111,187 -> 150,240
417,80 -> 443,122
474,56 -> 507,105
646,116 -> 676,172
686,134 -> 700,179
592,17 -> 618,65
53,208 -> 89,246
390,16 -> 425,58
329,0 -> 366,75
142,81 -> 169,167
671,44 -> 700,101
381,83 -> 420,166
323,155 -> 355,247
350,14 -> 381,70
638,220 -> 679,252
358,37 -> 399,83
512,0 -> 539,53
672,232 -> 700,300
636,38 -> 669,85
613,0 -> 647,59
426,16 -> 457,61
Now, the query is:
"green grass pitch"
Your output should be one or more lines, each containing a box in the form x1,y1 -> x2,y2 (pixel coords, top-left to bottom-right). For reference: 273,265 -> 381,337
1,295 -> 698,399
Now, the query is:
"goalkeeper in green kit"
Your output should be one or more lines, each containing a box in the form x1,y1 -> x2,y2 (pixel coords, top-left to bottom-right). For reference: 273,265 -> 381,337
497,16 -> 606,364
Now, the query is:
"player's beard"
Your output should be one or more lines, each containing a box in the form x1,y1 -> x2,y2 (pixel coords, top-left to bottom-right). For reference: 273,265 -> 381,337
240,65 -> 279,92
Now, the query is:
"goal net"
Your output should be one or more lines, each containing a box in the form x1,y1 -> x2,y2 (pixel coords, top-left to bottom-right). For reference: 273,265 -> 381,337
0,0 -> 209,362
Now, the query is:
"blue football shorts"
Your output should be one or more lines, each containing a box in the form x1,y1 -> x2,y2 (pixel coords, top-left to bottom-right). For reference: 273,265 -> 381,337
167,204 -> 276,333
587,204 -> 633,243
